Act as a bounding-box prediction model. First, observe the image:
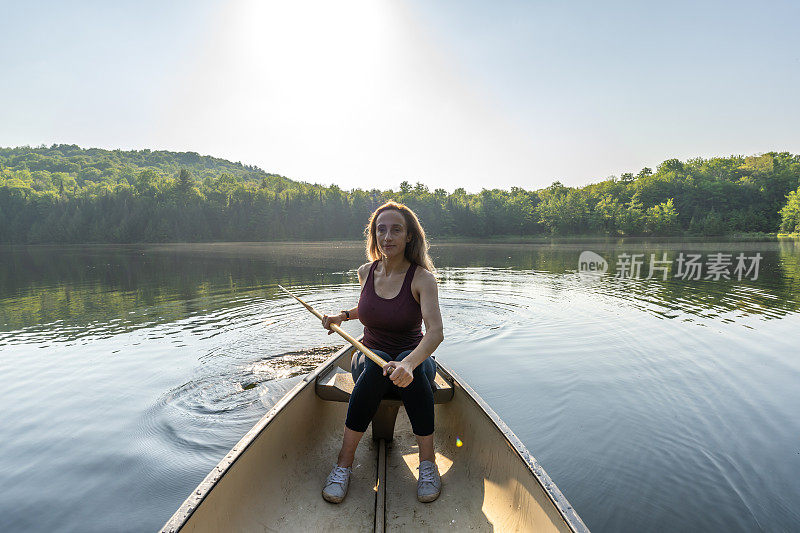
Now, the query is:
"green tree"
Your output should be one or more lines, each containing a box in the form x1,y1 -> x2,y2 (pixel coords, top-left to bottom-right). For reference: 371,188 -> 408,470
645,198 -> 679,235
619,200 -> 645,235
595,195 -> 625,233
780,187 -> 800,233
178,168 -> 192,190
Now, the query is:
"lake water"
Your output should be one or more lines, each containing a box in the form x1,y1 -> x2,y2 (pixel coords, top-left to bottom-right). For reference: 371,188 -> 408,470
1,241 -> 799,532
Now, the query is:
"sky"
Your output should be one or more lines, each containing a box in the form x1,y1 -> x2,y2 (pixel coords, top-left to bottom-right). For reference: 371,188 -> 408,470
1,0 -> 798,192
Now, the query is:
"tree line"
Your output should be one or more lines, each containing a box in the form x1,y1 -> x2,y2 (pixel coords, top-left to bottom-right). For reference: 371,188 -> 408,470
1,144 -> 799,243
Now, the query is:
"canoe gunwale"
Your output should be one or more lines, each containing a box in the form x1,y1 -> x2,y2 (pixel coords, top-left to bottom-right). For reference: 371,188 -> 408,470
435,361 -> 590,533
159,342 -> 356,533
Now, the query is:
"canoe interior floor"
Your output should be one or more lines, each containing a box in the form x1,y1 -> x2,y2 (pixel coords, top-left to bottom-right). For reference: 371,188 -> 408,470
384,409 -> 496,532
259,401 -> 378,532
263,403 -> 494,532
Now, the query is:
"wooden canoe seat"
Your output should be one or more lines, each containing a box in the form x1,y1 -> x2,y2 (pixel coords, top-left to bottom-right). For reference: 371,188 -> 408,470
315,366 -> 454,404
315,366 -> 454,441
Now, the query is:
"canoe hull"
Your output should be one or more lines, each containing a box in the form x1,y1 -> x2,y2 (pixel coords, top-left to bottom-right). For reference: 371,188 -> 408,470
161,343 -> 588,532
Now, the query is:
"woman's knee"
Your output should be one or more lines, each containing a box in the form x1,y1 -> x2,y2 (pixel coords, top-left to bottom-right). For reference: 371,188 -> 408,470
351,349 -> 389,382
413,359 -> 433,376
412,358 -> 436,389
352,362 -> 385,394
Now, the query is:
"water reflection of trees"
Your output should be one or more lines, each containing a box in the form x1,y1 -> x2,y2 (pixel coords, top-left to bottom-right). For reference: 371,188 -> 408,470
0,244 -> 362,334
1,242 -> 798,336
433,242 -> 800,321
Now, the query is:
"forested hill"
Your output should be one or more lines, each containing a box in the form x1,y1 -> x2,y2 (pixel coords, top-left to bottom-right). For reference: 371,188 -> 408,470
1,144 -> 800,243
0,144 -> 296,192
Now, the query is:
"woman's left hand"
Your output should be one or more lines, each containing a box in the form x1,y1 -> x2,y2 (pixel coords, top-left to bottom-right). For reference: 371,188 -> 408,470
383,360 -> 414,388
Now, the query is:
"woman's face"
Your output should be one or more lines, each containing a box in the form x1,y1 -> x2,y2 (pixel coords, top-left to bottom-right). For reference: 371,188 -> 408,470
375,210 -> 411,259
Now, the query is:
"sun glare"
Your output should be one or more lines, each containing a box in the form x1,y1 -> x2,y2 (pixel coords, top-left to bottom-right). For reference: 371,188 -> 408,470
157,0 -> 534,191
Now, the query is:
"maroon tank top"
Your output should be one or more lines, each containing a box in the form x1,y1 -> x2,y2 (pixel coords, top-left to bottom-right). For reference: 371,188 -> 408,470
358,260 -> 423,357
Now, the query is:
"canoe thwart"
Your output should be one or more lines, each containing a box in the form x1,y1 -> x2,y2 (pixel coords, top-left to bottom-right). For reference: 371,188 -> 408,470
314,366 -> 454,405
315,365 -> 455,441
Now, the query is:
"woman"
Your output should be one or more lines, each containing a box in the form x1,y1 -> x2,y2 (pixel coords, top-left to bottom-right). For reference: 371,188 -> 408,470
320,201 -> 445,504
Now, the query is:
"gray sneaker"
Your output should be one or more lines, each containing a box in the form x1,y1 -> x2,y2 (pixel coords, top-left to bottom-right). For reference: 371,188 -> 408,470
322,465 -> 352,503
417,460 -> 441,502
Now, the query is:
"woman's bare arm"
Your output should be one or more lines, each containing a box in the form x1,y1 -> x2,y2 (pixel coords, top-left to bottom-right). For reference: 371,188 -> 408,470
322,262 -> 371,332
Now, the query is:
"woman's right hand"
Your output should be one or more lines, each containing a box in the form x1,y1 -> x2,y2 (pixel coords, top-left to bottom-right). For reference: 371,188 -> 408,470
321,313 -> 344,335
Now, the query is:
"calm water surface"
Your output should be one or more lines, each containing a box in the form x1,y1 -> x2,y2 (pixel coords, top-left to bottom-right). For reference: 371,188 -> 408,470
1,241 -> 799,532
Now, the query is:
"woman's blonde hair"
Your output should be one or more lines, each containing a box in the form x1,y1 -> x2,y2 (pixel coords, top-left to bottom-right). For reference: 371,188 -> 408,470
365,201 -> 435,272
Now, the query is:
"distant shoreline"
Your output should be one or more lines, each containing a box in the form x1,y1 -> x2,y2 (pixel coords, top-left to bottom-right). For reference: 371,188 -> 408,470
434,232 -> 791,244
3,146 -> 800,244
3,232 -> 797,249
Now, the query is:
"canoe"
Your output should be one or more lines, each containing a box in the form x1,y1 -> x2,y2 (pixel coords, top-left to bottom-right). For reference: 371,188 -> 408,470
161,341 -> 589,532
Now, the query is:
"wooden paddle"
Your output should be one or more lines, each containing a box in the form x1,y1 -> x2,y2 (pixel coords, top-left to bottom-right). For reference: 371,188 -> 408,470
278,285 -> 389,368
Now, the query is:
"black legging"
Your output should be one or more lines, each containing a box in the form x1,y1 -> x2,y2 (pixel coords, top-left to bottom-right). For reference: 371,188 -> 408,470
345,348 -> 436,436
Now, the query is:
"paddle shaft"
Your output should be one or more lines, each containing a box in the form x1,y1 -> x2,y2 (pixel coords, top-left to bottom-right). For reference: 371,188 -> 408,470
278,285 -> 389,368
